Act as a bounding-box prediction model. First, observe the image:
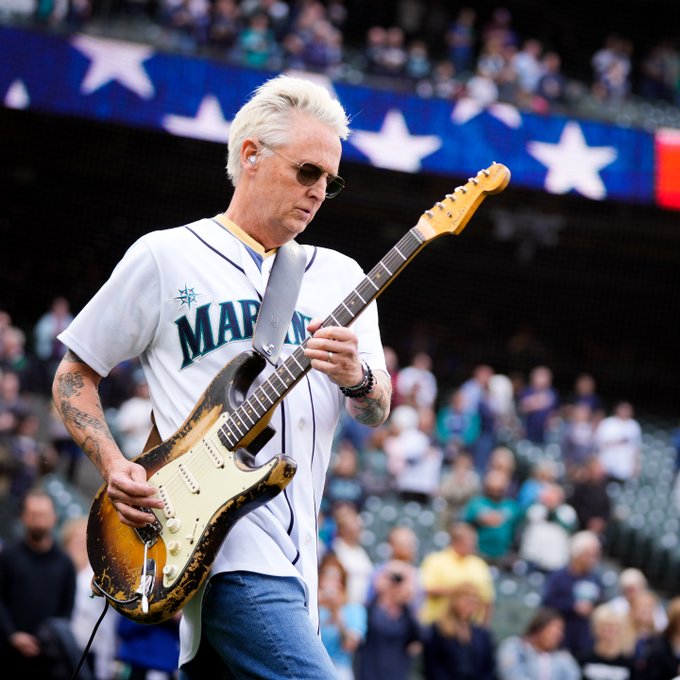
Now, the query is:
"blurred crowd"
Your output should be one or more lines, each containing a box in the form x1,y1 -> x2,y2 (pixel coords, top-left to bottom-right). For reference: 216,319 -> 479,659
3,295 -> 680,678
2,0 -> 679,116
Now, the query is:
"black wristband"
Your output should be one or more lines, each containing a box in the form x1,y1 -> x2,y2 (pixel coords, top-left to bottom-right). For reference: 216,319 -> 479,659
340,362 -> 375,399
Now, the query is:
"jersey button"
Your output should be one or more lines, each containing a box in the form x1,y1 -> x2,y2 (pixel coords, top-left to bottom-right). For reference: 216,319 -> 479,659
298,418 -> 306,430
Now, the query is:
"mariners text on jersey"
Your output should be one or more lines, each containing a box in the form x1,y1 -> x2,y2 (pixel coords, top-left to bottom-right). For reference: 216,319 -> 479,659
175,300 -> 312,369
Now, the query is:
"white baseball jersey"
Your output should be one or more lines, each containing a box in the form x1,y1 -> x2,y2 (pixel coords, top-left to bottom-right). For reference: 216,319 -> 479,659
58,216 -> 387,664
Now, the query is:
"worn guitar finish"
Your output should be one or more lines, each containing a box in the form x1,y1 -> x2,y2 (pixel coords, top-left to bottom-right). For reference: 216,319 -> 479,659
87,162 -> 511,624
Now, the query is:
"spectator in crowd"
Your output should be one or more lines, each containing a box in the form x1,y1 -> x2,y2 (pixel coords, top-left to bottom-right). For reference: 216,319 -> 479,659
6,408 -> 57,508
324,440 -> 367,513
638,40 -> 678,103
235,11 -> 279,68
458,364 -> 498,474
519,482 -> 578,573
422,582 -> 496,680
207,0 -> 242,52
461,468 -> 523,568
419,521 -> 494,627
0,488 -> 77,676
445,7 -> 477,76
511,38 -> 544,106
567,373 -> 603,420
595,401 -> 642,485
395,351 -> 438,410
318,551 -> 366,680
608,568 -> 667,632
331,503 -> 375,605
486,445 -> 519,497
438,450 -> 481,528
114,369 -> 153,459
517,458 -> 558,509
61,516 -> 119,680
0,325 -> 46,394
435,388 -> 480,463
33,296 -> 73,380
365,525 -> 422,611
384,403 -> 443,504
567,455 -> 611,539
355,558 -> 422,680
404,39 -> 432,82
643,597 -> 680,680
488,371 -> 520,441
542,530 -> 605,657
591,34 -> 633,104
517,365 -> 559,444
534,51 -> 567,111
497,607 -> 580,680
160,0 -> 211,53
628,588 -> 664,676
560,403 -> 597,479
576,603 -> 636,680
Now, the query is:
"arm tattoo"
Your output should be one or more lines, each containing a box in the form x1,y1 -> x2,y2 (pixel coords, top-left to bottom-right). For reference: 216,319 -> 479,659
56,370 -> 85,398
55,357 -> 114,466
351,370 -> 391,426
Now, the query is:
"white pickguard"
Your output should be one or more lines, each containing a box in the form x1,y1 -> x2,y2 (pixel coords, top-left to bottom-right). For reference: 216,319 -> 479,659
148,412 -> 278,587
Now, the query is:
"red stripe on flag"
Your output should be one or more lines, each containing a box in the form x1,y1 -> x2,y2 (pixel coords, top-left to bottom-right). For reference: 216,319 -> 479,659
656,128 -> 680,210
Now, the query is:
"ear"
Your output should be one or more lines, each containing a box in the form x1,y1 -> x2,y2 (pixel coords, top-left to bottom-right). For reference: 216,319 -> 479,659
241,140 -> 259,172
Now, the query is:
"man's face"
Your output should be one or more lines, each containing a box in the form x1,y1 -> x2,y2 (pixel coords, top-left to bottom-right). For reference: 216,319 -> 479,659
250,113 -> 342,247
22,495 -> 57,543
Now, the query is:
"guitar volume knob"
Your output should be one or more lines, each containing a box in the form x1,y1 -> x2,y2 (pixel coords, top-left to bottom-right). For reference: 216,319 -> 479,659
168,541 -> 181,556
166,518 -> 181,533
162,564 -> 178,579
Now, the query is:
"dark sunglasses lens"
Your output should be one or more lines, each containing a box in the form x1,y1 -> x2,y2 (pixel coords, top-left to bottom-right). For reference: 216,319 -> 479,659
326,176 -> 345,198
296,163 -> 324,186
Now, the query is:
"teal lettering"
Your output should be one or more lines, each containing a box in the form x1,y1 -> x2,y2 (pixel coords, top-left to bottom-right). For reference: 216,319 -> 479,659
289,311 -> 312,346
175,303 -> 216,368
239,299 -> 260,339
217,301 -> 244,345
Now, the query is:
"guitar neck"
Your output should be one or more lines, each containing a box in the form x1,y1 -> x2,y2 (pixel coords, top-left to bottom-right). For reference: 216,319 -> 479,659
219,162 -> 512,449
220,226 -> 428,448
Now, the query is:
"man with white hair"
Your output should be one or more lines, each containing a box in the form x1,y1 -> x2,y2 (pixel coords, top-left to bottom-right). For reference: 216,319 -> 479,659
52,75 -> 392,678
541,531 -> 605,657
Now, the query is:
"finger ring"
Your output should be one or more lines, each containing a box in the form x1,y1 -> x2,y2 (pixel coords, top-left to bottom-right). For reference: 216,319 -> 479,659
328,351 -> 333,362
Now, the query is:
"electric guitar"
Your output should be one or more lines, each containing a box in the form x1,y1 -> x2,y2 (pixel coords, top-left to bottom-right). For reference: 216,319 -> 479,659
87,162 -> 511,624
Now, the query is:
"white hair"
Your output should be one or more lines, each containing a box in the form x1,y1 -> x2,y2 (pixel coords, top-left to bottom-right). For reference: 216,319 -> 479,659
226,75 -> 350,187
569,530 -> 600,559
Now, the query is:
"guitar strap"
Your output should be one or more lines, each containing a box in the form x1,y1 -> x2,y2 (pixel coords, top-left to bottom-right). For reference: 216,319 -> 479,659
252,239 -> 306,365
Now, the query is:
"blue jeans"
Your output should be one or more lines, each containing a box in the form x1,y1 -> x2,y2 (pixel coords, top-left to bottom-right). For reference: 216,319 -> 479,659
179,571 -> 338,680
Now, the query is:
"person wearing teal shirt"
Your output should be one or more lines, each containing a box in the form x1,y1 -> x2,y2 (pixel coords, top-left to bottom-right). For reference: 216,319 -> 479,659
462,469 -> 523,567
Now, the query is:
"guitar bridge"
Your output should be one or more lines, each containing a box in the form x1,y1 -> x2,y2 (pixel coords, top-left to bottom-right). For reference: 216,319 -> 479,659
134,510 -> 163,547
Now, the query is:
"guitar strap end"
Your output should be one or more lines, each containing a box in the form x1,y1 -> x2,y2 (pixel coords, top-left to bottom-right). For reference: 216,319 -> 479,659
253,240 -> 306,365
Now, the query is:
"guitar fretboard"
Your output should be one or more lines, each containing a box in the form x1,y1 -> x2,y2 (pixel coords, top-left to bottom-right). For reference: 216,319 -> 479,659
218,226 -> 426,448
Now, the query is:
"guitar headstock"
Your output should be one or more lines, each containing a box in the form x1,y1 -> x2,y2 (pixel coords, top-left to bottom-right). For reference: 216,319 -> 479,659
416,162 -> 511,240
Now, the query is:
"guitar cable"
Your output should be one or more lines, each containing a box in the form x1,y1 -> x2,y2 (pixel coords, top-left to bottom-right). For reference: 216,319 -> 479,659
70,596 -> 110,680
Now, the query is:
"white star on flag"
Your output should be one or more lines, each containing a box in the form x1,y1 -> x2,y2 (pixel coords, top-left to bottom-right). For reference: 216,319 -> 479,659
72,35 -> 155,99
350,109 -> 441,172
452,98 -> 522,128
162,95 -> 232,143
4,80 -> 30,109
527,121 -> 618,199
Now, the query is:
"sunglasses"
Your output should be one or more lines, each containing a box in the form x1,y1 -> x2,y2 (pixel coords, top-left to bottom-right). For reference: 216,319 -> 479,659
258,141 -> 345,198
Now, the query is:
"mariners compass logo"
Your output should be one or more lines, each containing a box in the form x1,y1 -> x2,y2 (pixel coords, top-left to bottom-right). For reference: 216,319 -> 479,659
174,284 -> 200,309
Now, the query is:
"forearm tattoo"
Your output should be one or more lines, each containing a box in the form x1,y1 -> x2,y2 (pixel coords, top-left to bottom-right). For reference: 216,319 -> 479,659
351,369 -> 391,426
55,351 -> 114,467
